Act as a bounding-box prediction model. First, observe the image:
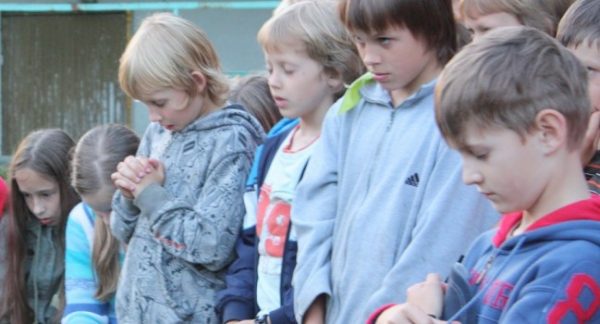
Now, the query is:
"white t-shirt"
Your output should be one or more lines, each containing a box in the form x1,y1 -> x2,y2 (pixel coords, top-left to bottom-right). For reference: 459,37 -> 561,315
256,127 -> 318,313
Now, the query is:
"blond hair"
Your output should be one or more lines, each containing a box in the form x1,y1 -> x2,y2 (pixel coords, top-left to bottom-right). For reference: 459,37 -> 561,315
436,27 -> 589,150
258,1 -> 364,98
119,12 -> 229,106
461,0 -> 573,36
71,124 -> 140,301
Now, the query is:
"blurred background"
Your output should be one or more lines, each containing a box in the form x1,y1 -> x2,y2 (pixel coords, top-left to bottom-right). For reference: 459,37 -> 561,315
0,0 -> 277,175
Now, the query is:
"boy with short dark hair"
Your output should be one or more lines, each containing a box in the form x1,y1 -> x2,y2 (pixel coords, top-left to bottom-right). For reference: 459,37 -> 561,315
371,26 -> 600,324
291,0 -> 499,322
556,0 -> 600,194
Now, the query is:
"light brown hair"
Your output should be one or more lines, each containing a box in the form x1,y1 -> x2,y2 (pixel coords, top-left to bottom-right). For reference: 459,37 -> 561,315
71,124 -> 140,301
436,26 -> 589,150
258,0 -> 364,98
229,75 -> 282,132
556,0 -> 600,50
461,0 -> 574,36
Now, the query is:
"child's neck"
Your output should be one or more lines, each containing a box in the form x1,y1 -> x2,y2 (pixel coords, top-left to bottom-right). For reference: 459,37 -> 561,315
289,118 -> 322,152
515,153 -> 590,236
390,61 -> 442,107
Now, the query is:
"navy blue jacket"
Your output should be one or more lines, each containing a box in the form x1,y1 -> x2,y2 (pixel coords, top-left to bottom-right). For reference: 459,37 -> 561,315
216,126 -> 299,324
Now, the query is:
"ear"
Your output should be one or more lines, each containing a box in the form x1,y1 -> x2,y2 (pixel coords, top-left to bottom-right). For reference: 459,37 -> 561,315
533,109 -> 567,154
190,71 -> 208,94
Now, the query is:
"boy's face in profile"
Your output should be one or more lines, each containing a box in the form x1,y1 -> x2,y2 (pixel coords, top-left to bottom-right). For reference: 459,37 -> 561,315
457,122 -> 546,215
464,11 -> 522,42
351,25 -> 438,104
140,88 -> 205,132
264,40 -> 338,120
568,43 -> 600,112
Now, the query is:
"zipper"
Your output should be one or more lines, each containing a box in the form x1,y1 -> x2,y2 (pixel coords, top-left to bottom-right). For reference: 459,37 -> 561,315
336,106 -> 397,295
475,253 -> 496,285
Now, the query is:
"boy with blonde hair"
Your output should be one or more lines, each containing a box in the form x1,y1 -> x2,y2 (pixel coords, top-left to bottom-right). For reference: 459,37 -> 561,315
216,2 -> 363,323
291,0 -> 498,322
557,0 -> 600,194
372,26 -> 600,324
111,13 -> 264,322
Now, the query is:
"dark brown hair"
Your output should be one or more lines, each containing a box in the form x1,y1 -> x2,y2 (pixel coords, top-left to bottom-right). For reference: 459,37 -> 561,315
338,0 -> 457,64
0,129 -> 80,323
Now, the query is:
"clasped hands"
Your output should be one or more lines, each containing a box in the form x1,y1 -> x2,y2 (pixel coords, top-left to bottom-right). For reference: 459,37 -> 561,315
111,155 -> 165,200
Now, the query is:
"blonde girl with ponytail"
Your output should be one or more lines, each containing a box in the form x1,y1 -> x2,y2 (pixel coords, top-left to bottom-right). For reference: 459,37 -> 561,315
62,124 -> 139,324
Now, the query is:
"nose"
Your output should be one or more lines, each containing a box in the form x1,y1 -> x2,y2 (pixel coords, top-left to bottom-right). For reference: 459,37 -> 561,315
148,106 -> 162,123
268,70 -> 281,90
462,161 -> 483,186
361,43 -> 381,67
31,197 -> 45,217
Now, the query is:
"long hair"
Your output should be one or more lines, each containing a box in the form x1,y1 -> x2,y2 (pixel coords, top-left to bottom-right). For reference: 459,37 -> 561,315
71,124 -> 140,301
0,129 -> 79,323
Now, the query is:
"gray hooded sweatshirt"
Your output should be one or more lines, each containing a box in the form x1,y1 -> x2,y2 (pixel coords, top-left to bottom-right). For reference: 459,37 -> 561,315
111,106 -> 264,323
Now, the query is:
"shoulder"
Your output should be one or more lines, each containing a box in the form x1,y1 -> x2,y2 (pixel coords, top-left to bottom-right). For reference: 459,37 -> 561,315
66,203 -> 95,242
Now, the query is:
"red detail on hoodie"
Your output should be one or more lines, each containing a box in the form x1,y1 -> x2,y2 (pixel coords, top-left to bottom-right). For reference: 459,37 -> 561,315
547,274 -> 600,323
492,197 -> 600,247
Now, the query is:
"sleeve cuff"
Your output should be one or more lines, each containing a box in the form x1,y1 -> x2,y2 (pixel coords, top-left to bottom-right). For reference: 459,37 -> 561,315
269,306 -> 295,324
366,304 -> 397,324
134,183 -> 171,220
220,299 -> 255,323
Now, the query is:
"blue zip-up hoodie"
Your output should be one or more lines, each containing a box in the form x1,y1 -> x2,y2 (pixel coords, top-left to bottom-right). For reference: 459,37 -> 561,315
216,124 -> 300,324
443,197 -> 600,323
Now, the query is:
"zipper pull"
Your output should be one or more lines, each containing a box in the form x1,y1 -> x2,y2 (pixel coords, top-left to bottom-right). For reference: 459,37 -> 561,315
475,254 -> 495,285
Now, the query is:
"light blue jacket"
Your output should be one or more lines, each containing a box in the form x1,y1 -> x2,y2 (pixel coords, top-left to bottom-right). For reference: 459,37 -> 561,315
292,80 -> 499,323
63,202 -> 122,324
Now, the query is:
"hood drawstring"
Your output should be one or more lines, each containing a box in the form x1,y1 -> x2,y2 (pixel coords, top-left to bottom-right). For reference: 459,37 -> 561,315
447,236 -> 526,323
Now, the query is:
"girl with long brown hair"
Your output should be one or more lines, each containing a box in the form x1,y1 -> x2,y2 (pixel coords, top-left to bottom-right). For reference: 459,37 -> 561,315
62,124 -> 139,323
0,129 -> 80,323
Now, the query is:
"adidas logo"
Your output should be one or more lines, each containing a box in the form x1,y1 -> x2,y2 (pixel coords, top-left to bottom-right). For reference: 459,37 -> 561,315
405,173 -> 420,187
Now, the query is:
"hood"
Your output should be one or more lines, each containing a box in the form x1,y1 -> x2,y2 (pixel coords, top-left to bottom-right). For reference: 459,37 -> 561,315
337,72 -> 437,113
492,196 -> 600,248
178,104 -> 265,142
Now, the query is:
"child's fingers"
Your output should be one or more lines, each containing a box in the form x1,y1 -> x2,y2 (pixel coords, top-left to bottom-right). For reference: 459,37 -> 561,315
111,171 -> 136,192
400,303 -> 436,323
135,156 -> 155,174
425,273 -> 442,284
122,155 -> 149,178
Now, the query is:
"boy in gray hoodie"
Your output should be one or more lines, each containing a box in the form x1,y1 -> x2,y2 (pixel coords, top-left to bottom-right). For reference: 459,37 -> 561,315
110,13 -> 264,323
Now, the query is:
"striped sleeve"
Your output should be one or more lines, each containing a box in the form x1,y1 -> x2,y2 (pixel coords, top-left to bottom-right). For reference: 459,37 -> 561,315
62,203 -> 116,324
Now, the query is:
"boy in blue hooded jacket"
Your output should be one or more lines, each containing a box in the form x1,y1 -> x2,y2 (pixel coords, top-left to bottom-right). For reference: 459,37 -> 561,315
370,26 -> 600,324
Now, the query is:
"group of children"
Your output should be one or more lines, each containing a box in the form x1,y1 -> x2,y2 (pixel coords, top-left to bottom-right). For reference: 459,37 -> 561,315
0,0 -> 599,323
